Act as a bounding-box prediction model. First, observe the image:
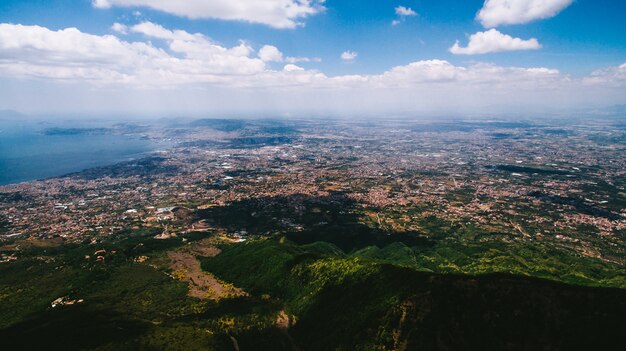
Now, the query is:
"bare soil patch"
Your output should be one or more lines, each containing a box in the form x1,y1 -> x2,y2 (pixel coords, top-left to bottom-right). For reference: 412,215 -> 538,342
168,240 -> 245,300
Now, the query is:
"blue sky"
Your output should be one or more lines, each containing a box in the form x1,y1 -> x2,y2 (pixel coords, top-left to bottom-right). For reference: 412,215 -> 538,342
0,0 -> 625,117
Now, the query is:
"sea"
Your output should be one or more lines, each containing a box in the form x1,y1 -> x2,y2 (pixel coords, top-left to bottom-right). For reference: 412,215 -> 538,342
0,124 -> 166,186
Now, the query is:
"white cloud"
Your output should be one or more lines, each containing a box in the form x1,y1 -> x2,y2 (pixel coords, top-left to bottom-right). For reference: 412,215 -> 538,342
392,5 -> 417,25
128,21 -> 264,74
395,6 -> 417,17
0,22 -> 266,83
583,62 -> 626,87
283,63 -> 304,72
111,22 -> 129,34
285,56 -> 321,63
0,22 -> 582,90
477,0 -> 574,28
0,22 -> 558,87
341,50 -> 357,63
449,29 -> 541,55
92,0 -> 111,8
0,23 -> 164,69
0,23 -> 565,90
1,22 -> 624,116
258,45 -> 283,62
92,0 -> 326,29
131,21 -> 201,41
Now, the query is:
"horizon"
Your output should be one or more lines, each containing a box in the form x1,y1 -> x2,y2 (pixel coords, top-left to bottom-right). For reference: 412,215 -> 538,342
2,104 -> 626,121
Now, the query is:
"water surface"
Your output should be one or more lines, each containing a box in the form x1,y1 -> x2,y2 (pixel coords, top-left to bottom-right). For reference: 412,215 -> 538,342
0,126 -> 163,186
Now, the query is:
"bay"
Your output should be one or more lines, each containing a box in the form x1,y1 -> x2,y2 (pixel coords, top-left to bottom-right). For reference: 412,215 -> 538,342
0,127 -> 165,186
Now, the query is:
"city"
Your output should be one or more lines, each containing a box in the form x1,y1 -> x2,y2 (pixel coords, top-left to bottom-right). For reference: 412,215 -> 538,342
2,118 -> 624,267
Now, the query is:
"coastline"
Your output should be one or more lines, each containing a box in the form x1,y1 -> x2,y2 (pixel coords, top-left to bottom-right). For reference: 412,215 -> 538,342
0,132 -> 173,187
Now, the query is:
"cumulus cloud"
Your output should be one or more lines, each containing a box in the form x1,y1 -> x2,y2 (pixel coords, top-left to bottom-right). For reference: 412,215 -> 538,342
130,21 -> 201,41
258,45 -> 283,62
0,22 -> 266,83
0,22 -> 563,88
111,22 -> 129,34
0,23 -> 164,79
341,51 -> 358,63
371,59 -> 561,89
0,23 -> 570,91
129,21 -> 264,74
477,0 -> 574,28
283,63 -> 304,72
0,22 -> 624,116
92,0 -> 326,29
450,29 -> 541,55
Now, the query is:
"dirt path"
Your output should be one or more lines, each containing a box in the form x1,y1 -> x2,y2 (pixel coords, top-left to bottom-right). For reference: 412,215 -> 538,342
168,240 -> 246,300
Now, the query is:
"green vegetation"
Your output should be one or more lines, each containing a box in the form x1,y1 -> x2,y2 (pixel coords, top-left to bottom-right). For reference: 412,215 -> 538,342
0,233 -> 288,350
352,242 -> 420,268
203,237 -> 626,293
202,238 -> 626,350
2,197 -> 625,349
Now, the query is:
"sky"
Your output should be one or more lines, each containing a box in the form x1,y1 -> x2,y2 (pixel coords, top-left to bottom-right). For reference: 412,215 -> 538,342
0,0 -> 625,118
